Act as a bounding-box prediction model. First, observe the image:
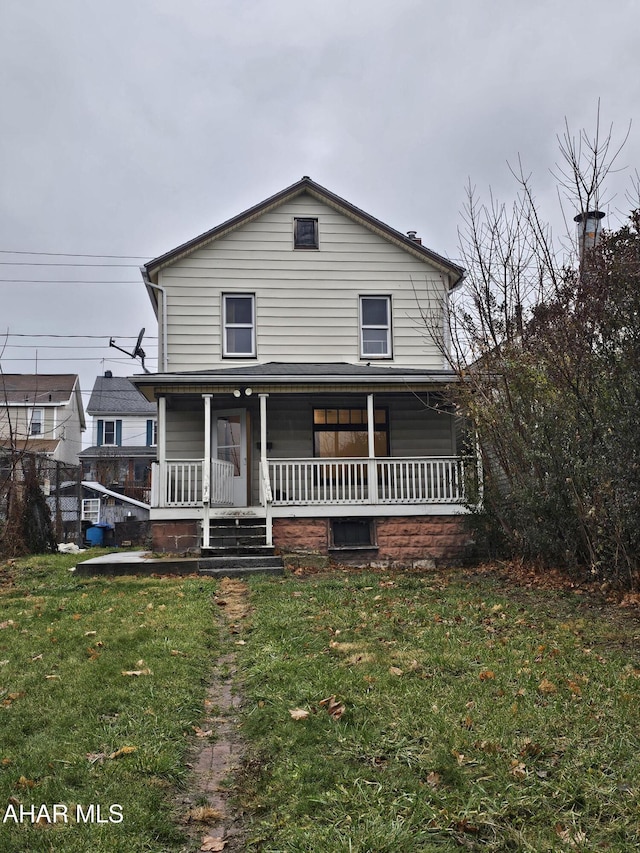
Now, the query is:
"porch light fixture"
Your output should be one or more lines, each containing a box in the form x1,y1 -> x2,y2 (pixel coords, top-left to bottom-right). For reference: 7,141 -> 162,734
233,387 -> 253,397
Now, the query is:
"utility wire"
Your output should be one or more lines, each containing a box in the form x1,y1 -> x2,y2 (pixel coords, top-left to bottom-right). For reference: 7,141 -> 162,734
0,250 -> 150,259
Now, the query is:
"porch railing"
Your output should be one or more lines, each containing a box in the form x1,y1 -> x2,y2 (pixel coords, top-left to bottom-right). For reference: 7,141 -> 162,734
154,459 -> 234,507
152,456 -> 469,508
268,457 -> 467,506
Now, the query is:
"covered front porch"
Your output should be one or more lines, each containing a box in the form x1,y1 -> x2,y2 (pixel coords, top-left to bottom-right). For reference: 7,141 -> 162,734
135,364 -> 479,552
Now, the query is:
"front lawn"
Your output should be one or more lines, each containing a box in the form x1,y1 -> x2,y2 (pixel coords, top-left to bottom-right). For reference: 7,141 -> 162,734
236,568 -> 640,852
2,554 -> 639,852
0,553 -> 219,853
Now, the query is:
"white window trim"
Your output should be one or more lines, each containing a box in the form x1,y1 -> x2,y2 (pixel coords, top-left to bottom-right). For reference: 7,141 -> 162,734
103,419 -> 117,446
29,408 -> 45,436
81,498 -> 100,523
151,419 -> 158,446
222,293 -> 256,358
359,295 -> 392,359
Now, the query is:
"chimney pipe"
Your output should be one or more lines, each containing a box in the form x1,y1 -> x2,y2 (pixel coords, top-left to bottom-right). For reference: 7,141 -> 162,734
574,210 -> 604,259
406,230 -> 422,245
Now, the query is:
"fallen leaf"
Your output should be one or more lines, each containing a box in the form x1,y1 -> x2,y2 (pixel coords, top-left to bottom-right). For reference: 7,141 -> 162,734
72,614 -> 82,621
16,775 -> 36,789
44,675 -> 59,680
319,695 -> 345,721
426,771 -> 441,788
0,620 -> 15,629
84,631 -> 97,637
86,752 -> 107,764
289,708 -> 310,721
109,746 -> 137,759
192,726 -> 213,737
510,761 -> 527,778
201,836 -> 226,851
31,653 -> 43,661
389,666 -> 403,677
122,669 -> 152,677
538,678 -> 557,694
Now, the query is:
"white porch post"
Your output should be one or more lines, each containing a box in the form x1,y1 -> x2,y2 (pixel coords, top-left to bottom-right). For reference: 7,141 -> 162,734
202,394 -> 212,549
367,393 -> 378,504
259,393 -> 273,546
158,395 -> 167,507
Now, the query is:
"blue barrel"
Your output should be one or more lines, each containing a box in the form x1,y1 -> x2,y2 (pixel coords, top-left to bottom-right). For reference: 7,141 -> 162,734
86,526 -> 104,547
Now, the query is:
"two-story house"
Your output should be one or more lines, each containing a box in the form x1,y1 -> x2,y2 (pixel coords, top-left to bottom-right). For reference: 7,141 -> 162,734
133,177 -> 475,565
79,371 -> 158,504
0,374 -> 85,466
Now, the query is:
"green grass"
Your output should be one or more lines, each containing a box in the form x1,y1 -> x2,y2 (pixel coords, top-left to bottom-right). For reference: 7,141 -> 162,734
3,556 -> 640,852
0,552 -> 219,853
235,570 -> 640,852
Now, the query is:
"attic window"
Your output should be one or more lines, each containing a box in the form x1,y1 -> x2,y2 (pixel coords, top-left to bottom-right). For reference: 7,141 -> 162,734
294,218 -> 318,249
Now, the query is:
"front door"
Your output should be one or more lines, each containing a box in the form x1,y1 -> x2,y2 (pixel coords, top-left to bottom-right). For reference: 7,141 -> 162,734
212,409 -> 248,505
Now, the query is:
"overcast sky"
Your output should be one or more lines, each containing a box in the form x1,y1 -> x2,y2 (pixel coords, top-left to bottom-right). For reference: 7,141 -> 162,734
1,0 -> 639,415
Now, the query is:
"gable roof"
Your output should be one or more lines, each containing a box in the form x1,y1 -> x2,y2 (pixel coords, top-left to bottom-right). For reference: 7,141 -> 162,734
0,374 -> 79,406
86,373 -> 157,416
0,374 -> 86,430
143,177 -> 465,299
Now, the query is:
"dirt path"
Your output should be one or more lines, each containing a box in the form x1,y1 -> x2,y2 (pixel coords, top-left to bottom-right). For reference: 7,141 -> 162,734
179,577 -> 252,853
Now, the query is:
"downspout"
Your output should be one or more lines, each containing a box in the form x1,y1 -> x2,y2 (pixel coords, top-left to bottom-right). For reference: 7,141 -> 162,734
141,267 -> 168,373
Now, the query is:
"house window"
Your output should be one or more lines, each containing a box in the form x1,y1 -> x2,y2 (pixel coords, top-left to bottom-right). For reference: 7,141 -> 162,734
81,498 -> 100,524
29,408 -> 44,436
313,408 -> 389,458
97,419 -> 122,446
360,296 -> 392,358
223,294 -> 256,357
146,419 -> 158,446
294,217 -> 318,249
104,421 -> 116,445
331,518 -> 375,548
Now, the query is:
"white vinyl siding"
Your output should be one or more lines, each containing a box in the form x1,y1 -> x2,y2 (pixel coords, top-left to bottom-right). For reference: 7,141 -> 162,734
158,195 -> 449,371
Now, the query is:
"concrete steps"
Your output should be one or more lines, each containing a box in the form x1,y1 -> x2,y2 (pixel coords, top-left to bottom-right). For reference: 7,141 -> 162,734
199,517 -> 283,576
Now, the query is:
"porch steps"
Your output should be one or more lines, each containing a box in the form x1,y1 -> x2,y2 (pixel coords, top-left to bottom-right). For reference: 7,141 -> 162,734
199,517 -> 284,576
198,555 -> 283,578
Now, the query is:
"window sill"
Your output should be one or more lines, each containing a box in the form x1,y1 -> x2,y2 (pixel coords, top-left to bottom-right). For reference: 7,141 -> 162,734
328,545 -> 379,552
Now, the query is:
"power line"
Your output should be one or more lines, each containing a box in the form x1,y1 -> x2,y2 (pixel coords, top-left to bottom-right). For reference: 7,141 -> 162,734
0,261 -> 141,267
0,249 -> 150,259
0,279 -> 142,283
1,333 -> 157,339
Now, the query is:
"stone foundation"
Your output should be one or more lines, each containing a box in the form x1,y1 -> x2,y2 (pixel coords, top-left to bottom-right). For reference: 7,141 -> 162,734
273,515 -> 470,567
151,520 -> 200,554
375,516 -> 468,564
272,518 -> 328,553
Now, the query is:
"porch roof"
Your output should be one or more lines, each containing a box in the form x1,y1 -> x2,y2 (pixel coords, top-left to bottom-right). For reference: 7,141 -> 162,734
132,362 -> 458,400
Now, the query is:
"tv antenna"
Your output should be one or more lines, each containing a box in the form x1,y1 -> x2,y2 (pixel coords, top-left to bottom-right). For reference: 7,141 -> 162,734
109,328 -> 149,373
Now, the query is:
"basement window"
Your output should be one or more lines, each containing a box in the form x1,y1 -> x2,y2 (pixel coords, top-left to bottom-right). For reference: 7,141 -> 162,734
330,518 -> 375,549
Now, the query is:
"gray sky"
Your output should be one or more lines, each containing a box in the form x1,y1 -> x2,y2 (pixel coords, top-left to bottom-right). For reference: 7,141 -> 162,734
1,0 -> 639,415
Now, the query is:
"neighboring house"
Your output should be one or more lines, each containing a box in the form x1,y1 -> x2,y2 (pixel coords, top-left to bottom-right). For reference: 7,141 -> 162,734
79,371 -> 157,504
134,176 -> 475,564
0,374 -> 85,465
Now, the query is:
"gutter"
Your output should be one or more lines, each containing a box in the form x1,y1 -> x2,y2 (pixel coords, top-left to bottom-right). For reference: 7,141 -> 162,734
141,267 -> 168,372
